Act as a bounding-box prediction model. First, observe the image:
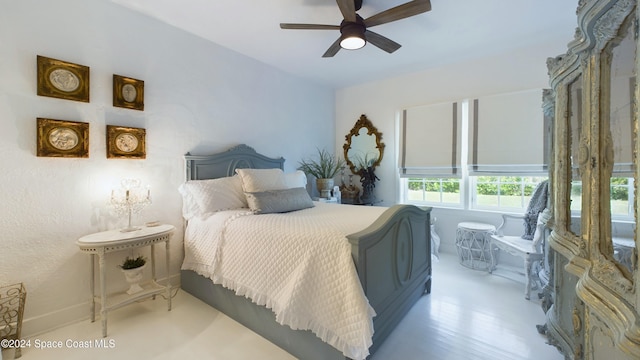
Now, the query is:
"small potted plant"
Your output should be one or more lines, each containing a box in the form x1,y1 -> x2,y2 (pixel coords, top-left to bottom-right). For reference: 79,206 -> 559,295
298,148 -> 345,198
119,255 -> 146,295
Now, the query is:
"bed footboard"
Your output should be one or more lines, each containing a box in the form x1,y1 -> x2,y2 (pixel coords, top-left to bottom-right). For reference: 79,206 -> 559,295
347,205 -> 432,354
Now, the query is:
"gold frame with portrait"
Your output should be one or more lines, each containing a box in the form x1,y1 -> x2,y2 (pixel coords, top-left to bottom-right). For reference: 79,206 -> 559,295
106,125 -> 146,159
37,118 -> 89,158
37,56 -> 90,102
113,75 -> 144,111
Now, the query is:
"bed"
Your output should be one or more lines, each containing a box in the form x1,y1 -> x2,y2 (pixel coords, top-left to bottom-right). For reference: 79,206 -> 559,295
179,144 -> 432,360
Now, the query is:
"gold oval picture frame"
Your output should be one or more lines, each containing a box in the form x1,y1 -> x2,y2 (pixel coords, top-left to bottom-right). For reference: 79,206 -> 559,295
37,56 -> 90,102
106,125 -> 146,159
113,74 -> 144,111
37,118 -> 89,158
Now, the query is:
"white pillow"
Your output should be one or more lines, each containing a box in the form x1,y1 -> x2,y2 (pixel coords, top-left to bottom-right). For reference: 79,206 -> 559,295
284,170 -> 307,189
178,176 -> 247,219
235,168 -> 287,192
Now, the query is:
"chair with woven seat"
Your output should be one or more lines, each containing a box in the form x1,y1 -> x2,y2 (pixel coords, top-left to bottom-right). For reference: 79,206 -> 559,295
488,180 -> 548,300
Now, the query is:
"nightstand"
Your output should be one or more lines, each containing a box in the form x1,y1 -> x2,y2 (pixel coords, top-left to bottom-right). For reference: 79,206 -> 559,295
76,224 -> 175,337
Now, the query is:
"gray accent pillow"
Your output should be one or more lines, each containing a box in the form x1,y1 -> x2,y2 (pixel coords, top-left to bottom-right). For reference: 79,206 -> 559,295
245,187 -> 315,214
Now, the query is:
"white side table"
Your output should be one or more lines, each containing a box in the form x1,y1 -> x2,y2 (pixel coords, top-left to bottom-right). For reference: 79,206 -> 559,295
456,222 -> 496,270
76,224 -> 175,337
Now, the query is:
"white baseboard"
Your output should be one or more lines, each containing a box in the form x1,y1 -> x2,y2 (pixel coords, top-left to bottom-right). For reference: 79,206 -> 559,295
20,274 -> 181,338
21,302 -> 90,338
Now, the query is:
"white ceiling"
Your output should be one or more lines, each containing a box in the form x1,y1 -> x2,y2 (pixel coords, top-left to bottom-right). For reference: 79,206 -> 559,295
110,0 -> 579,89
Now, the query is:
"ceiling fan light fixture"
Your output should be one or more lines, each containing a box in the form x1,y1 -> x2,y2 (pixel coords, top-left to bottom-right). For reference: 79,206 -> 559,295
340,35 -> 366,50
280,0 -> 432,57
339,23 -> 366,50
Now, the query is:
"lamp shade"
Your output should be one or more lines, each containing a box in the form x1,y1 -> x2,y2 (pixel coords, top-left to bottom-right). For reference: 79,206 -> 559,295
340,23 -> 366,50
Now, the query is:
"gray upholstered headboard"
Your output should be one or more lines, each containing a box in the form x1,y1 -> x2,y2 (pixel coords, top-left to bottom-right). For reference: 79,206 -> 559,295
185,144 -> 285,181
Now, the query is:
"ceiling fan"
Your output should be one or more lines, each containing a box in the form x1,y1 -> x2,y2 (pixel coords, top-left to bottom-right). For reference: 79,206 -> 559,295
280,0 -> 432,57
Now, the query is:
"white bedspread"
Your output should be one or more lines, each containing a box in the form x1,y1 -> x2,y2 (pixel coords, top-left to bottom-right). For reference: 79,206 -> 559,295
181,202 -> 387,360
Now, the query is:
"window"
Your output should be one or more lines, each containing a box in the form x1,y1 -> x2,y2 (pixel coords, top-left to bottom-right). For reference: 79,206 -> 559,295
399,89 -> 551,212
611,177 -> 634,218
570,180 -> 582,213
472,176 -> 547,211
404,177 -> 461,207
571,177 -> 635,220
570,178 -> 634,219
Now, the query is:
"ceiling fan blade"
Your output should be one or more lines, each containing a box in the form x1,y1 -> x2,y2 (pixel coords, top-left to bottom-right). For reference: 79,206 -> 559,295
336,0 -> 356,22
322,38 -> 342,58
365,30 -> 401,53
364,0 -> 432,28
280,23 -> 340,30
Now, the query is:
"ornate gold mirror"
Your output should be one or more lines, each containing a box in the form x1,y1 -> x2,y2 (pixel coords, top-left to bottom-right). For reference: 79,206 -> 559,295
343,114 -> 385,174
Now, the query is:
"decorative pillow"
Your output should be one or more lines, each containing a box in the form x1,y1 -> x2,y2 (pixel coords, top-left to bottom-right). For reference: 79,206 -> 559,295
245,187 -> 315,214
235,168 -> 287,192
284,170 -> 307,189
178,176 -> 247,219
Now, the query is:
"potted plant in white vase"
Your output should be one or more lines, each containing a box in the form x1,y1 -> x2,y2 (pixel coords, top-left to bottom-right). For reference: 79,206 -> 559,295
298,148 -> 345,199
119,255 -> 146,295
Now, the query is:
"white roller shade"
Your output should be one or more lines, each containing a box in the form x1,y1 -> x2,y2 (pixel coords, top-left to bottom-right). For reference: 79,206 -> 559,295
468,89 -> 549,175
399,102 -> 462,178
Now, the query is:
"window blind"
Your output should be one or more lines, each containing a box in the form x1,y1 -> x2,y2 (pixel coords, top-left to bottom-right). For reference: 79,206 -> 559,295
569,77 -> 634,178
609,77 -> 635,176
399,101 -> 462,178
468,89 -> 550,175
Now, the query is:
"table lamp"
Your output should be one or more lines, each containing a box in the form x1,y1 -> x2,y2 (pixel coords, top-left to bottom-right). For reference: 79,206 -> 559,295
109,178 -> 151,232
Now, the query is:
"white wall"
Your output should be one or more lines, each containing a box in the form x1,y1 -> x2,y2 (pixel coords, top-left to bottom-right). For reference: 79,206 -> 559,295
334,40 -> 570,253
0,0 -> 334,336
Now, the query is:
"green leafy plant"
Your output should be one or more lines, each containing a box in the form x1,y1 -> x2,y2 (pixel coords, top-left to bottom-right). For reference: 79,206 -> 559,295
119,255 -> 146,270
351,152 -> 378,172
298,148 -> 345,179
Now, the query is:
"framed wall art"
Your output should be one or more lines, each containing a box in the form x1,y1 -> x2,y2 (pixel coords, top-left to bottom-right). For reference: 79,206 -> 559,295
106,125 -> 146,159
37,118 -> 89,158
113,75 -> 144,111
37,55 -> 90,102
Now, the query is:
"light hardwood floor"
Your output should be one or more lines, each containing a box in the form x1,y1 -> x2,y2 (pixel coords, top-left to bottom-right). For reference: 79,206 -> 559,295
5,252 -> 562,360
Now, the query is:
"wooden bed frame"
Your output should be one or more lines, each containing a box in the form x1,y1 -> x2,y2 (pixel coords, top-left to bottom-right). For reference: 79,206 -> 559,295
180,144 -> 432,360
